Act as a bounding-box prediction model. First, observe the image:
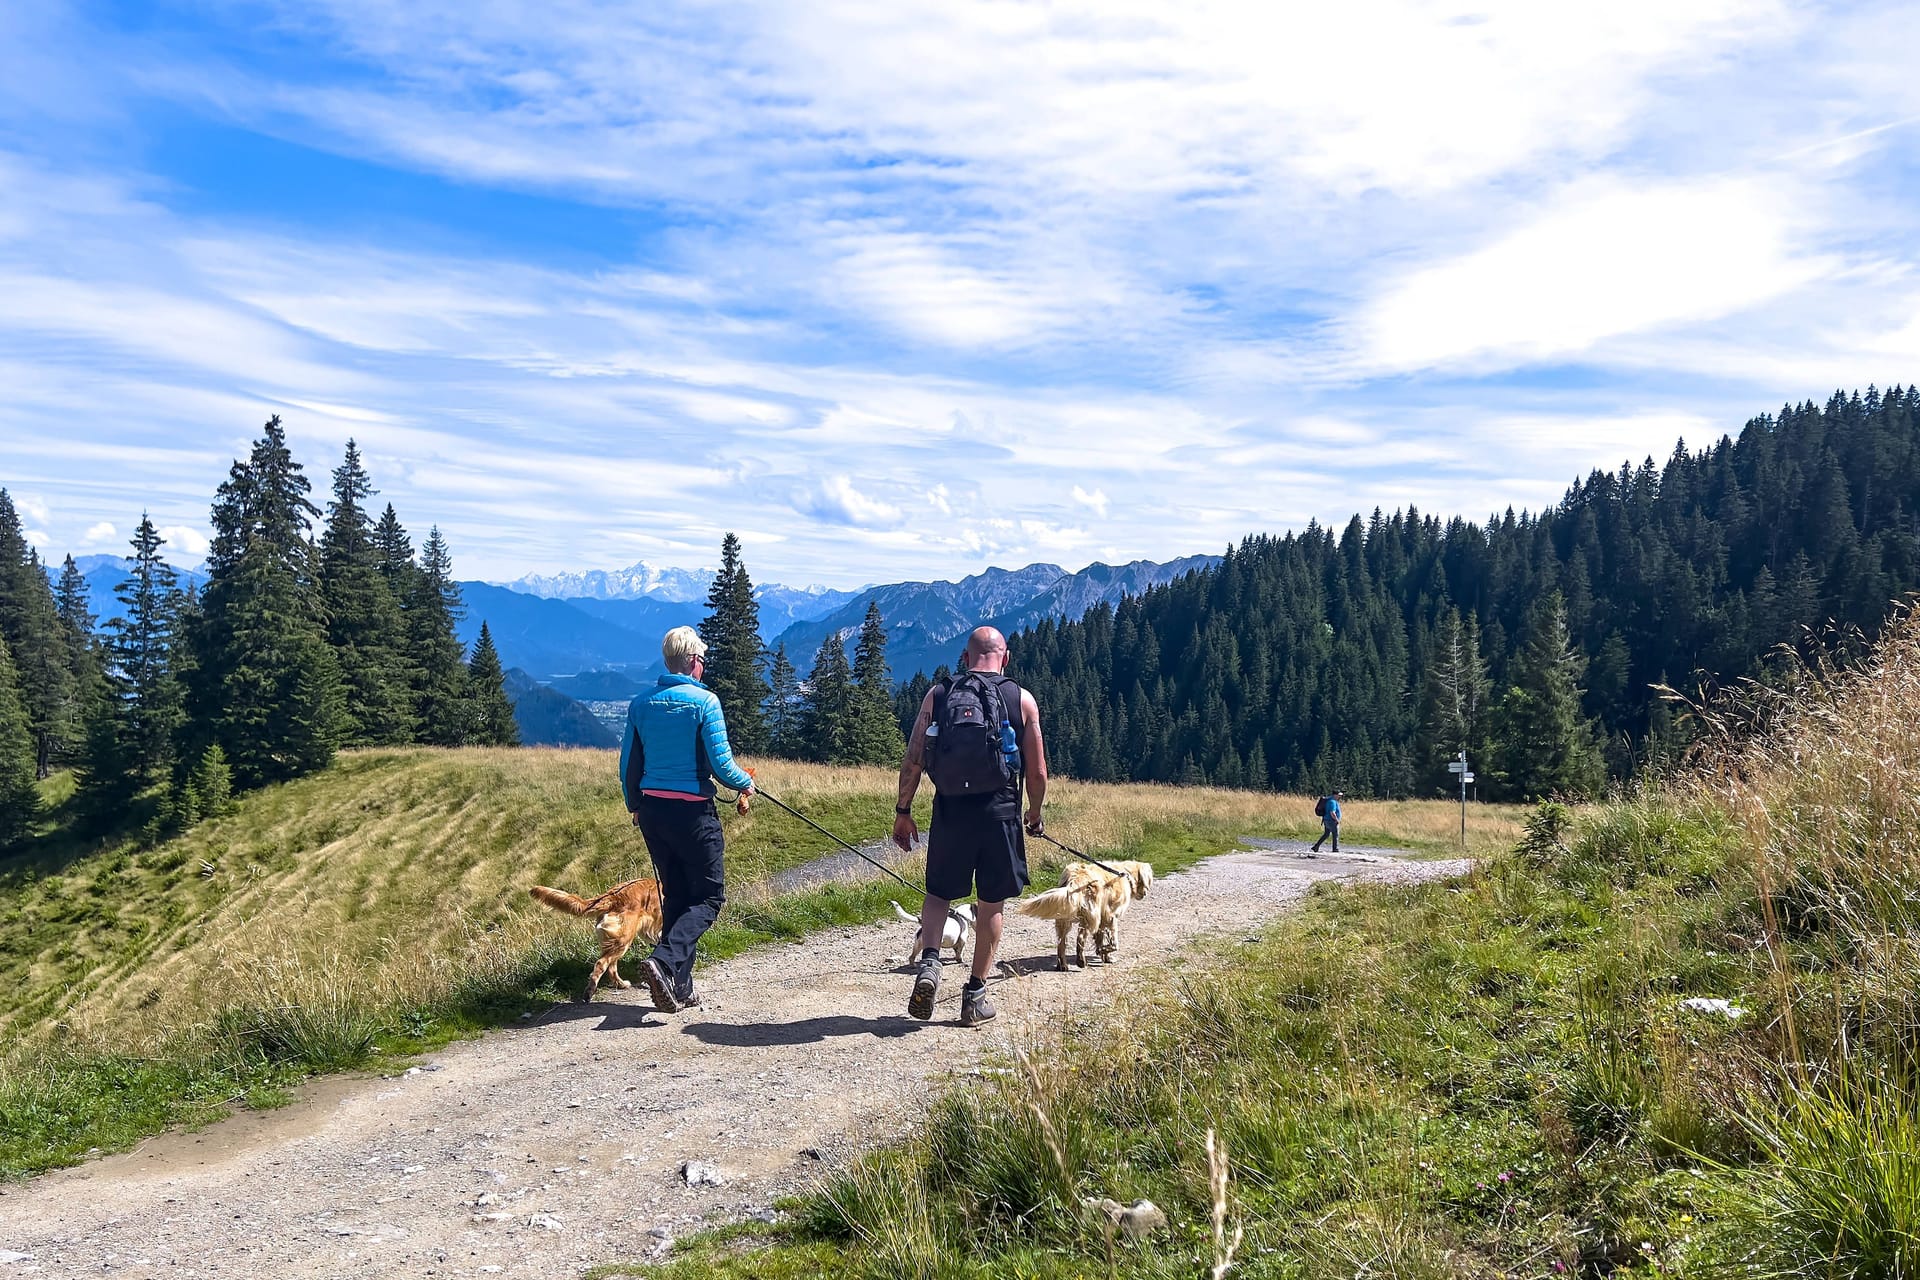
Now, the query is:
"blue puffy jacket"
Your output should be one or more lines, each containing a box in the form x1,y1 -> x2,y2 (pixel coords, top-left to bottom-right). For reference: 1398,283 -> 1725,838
619,674 -> 755,808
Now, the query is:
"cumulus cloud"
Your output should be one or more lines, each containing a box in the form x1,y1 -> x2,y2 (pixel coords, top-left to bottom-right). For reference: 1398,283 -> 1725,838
792,475 -> 906,530
156,525 -> 211,561
1070,486 -> 1110,517
81,521 -> 117,545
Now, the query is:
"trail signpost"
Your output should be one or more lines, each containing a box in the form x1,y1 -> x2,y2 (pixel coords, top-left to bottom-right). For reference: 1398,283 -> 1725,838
1450,752 -> 1470,846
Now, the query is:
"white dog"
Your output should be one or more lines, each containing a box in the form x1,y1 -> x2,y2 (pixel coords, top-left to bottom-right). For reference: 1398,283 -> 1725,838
891,899 -> 975,963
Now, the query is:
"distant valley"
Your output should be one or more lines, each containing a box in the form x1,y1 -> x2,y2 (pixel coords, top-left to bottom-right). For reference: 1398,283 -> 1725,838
457,554 -> 1219,685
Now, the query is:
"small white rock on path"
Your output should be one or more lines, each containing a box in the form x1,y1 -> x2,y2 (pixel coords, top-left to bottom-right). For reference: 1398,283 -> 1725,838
0,843 -> 1467,1278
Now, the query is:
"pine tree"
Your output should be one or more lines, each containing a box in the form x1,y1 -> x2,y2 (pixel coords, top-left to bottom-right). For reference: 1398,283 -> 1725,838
0,492 -> 80,776
764,643 -> 802,758
699,533 -> 769,753
799,631 -> 856,763
0,632 -> 39,846
1494,592 -> 1603,800
849,602 -> 905,764
464,622 -> 519,746
184,416 -> 347,787
409,527 -> 470,746
108,515 -> 183,782
320,441 -> 417,745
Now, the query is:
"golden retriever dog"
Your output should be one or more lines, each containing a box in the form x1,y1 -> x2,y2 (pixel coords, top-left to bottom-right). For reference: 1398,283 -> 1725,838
529,877 -> 664,1003
1013,860 -> 1154,971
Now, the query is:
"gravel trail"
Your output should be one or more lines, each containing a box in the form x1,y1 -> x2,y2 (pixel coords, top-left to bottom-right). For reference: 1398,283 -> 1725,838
0,842 -> 1467,1278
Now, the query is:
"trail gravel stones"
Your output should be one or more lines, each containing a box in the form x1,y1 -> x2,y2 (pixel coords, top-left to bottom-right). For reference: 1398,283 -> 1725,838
0,840 -> 1465,1278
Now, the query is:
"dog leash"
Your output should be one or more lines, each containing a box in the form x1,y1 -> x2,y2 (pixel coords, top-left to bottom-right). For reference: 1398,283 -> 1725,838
743,786 -> 968,928
1029,828 -> 1133,882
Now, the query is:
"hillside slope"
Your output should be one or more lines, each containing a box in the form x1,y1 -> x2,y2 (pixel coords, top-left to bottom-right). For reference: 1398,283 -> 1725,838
0,750 -> 890,1043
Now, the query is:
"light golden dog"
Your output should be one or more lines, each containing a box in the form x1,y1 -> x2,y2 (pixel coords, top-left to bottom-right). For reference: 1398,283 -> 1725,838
1013,859 -> 1153,971
529,877 -> 664,1003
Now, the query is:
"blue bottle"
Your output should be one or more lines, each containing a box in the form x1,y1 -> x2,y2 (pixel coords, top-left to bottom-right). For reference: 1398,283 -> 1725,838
999,719 -> 1020,773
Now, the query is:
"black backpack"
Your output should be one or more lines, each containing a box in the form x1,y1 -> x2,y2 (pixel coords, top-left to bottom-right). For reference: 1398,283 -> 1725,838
928,672 -> 1019,797
1313,796 -> 1329,818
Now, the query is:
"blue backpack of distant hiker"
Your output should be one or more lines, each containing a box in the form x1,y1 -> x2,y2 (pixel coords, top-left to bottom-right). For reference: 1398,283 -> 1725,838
928,672 -> 1021,798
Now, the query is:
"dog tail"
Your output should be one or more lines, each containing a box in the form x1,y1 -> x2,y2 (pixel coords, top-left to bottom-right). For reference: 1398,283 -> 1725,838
890,900 -> 920,924
1012,887 -> 1084,921
529,885 -> 596,917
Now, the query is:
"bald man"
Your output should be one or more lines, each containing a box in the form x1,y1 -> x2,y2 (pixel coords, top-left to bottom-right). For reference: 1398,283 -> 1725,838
893,626 -> 1048,1026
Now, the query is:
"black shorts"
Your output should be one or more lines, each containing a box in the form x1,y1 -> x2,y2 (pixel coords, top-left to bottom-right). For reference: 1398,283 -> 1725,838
926,799 -> 1029,904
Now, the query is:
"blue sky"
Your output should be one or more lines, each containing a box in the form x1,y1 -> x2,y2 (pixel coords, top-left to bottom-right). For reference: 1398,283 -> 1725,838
2,0 -> 1917,588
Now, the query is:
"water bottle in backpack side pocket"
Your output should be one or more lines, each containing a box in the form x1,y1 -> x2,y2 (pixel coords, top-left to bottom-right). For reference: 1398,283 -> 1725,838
999,718 -> 1020,774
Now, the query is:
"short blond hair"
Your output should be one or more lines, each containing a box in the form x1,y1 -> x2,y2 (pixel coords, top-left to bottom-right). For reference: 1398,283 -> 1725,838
662,625 -> 709,674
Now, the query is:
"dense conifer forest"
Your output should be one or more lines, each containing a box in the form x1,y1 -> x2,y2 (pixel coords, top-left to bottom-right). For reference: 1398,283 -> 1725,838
0,418 -> 515,845
10,387 -> 1918,830
984,386 -> 1920,799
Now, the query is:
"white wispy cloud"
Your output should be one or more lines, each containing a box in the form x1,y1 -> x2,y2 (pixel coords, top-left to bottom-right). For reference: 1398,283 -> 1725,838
1359,178 -> 1832,372
1,1 -> 1917,588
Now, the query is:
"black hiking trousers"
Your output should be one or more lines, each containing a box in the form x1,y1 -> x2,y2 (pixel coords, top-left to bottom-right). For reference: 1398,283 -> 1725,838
636,795 -> 726,994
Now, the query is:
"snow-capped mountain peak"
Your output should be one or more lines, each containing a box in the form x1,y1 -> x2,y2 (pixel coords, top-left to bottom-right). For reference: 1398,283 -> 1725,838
498,561 -> 717,603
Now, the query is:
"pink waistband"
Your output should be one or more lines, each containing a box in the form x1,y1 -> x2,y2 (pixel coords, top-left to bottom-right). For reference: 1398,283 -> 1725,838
641,788 -> 706,802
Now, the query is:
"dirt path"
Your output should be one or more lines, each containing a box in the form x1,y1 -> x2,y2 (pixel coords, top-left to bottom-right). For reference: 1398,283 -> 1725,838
0,843 -> 1467,1278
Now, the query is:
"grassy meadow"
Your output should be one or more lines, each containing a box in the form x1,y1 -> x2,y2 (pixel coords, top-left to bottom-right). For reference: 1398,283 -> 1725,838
632,617 -> 1920,1279
0,748 -> 1522,1178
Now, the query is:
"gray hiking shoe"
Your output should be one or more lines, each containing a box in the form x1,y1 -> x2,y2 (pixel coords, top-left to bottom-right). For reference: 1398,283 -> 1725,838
908,953 -> 941,1020
640,958 -> 682,1014
960,983 -> 996,1027
673,985 -> 702,1010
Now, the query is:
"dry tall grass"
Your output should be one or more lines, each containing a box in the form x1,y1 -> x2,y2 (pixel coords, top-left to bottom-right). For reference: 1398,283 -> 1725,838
4,748 -> 1523,1057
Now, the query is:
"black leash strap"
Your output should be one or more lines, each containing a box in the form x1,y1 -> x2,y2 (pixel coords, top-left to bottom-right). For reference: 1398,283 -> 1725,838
747,787 -> 966,927
1029,828 -> 1133,882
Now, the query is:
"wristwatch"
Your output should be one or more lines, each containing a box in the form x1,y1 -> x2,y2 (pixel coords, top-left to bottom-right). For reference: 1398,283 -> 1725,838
894,805 -> 912,815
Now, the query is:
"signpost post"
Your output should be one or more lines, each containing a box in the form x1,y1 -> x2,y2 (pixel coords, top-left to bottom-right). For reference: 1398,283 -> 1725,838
1448,752 -> 1470,847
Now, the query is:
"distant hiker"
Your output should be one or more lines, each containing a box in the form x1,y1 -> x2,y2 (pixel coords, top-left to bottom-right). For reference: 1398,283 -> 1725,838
619,626 -> 756,1014
893,626 -> 1048,1026
1311,791 -> 1344,853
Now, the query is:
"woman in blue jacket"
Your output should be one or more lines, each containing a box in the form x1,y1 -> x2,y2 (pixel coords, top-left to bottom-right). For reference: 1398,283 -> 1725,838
619,626 -> 756,1012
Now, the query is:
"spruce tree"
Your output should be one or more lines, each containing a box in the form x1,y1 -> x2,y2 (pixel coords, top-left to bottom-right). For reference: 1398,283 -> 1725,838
184,416 -> 348,787
1494,592 -> 1603,800
764,643 -> 802,758
1416,608 -> 1491,793
698,533 -> 769,753
850,602 -> 905,763
0,632 -> 39,845
0,492 -> 80,776
372,504 -> 418,592
108,515 -> 183,782
55,555 -> 93,641
798,631 -> 856,763
320,441 -> 417,745
409,527 -> 470,746
464,622 -> 519,746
